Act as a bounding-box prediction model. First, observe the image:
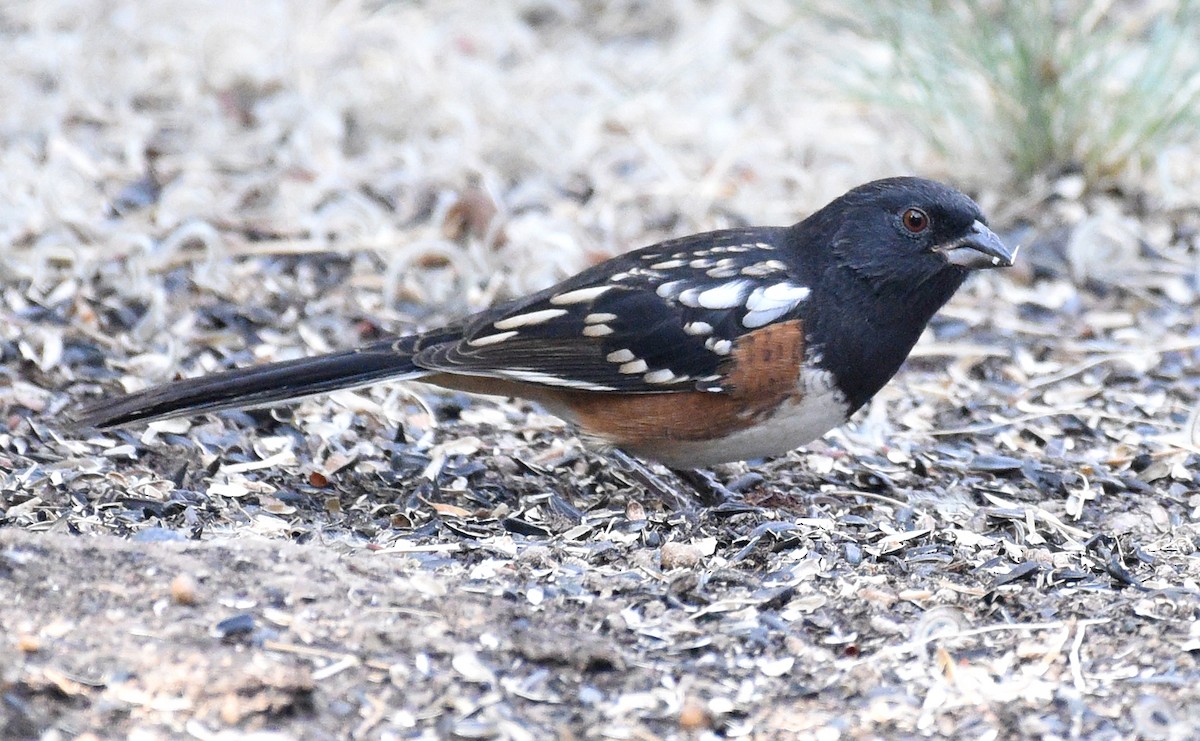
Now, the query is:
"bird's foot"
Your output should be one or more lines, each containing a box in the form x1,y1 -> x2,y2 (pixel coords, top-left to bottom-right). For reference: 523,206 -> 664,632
668,468 -> 738,508
609,449 -> 697,513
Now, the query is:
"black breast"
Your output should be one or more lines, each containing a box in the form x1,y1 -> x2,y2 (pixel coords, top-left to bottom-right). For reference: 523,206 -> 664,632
804,269 -> 967,413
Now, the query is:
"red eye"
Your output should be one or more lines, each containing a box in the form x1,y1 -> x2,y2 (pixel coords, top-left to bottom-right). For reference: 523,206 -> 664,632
902,208 -> 929,233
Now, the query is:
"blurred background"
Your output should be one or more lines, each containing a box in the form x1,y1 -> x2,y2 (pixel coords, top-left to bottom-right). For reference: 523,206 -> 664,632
2,0 -> 1197,323
4,6 -> 1200,736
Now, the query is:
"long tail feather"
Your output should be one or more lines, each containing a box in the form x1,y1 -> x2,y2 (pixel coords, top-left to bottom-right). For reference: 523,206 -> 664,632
72,338 -> 424,429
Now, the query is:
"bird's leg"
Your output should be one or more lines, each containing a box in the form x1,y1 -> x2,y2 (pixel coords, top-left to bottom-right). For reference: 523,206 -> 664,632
668,468 -> 738,507
607,449 -> 739,510
608,449 -> 698,512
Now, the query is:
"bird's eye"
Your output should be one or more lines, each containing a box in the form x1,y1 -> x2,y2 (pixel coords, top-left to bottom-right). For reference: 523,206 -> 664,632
901,208 -> 929,233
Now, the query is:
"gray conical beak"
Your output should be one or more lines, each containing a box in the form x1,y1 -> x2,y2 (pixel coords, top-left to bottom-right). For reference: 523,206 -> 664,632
941,221 -> 1015,269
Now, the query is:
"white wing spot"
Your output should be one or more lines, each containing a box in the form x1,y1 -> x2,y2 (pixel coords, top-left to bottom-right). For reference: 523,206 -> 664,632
468,331 -> 519,347
706,267 -> 739,279
697,280 -> 753,309
705,338 -> 733,355
493,308 -> 568,330
656,280 -> 685,298
743,305 -> 793,328
582,324 -> 614,337
761,283 -> 811,302
650,259 -> 686,270
683,321 -> 713,336
689,258 -> 714,269
643,369 -> 678,384
550,285 -> 615,305
677,287 -> 702,307
606,349 -> 636,363
619,359 -> 649,374
584,312 -> 618,324
746,283 -> 809,312
740,259 -> 788,277
742,283 -> 809,328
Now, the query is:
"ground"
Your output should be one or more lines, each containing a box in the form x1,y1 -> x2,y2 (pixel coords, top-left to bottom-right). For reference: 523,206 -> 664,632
3,2 -> 1200,740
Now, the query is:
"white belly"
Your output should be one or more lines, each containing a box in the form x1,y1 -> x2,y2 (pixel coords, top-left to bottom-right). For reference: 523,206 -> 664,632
635,367 -> 850,468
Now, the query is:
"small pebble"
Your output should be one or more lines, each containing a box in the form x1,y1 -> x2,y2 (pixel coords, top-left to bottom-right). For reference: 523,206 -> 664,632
843,542 -> 862,565
213,613 -> 256,641
660,541 -> 704,570
679,697 -> 711,731
170,574 -> 200,605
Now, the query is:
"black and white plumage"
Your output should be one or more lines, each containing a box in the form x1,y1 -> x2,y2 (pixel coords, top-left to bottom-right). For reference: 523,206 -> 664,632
427,229 -> 813,394
74,177 -> 1014,469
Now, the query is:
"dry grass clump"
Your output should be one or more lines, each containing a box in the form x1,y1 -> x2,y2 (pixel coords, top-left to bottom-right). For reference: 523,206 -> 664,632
816,0 -> 1200,198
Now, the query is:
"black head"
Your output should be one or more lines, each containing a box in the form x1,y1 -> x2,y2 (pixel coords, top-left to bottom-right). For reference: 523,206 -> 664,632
796,177 -> 1014,413
808,176 -> 1012,301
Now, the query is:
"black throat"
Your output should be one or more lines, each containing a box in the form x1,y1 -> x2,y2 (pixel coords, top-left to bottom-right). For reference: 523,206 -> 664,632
806,266 -> 968,413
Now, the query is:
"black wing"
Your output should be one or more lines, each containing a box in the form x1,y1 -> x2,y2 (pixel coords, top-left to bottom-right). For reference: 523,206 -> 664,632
414,227 -> 814,393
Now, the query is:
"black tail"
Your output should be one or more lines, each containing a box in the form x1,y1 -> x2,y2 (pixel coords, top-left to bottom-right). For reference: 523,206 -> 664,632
72,337 -> 425,429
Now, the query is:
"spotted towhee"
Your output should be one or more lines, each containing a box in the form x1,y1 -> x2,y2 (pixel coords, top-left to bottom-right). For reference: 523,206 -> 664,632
75,177 -> 1013,473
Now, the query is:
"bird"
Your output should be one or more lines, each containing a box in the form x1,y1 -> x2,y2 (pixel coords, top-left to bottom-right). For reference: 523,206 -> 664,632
73,177 -> 1013,495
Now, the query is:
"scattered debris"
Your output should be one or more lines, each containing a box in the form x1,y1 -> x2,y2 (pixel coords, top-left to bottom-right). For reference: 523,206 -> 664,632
3,1 -> 1200,738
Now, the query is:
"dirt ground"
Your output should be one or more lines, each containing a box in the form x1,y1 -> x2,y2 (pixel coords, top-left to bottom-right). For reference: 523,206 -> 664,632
4,2 -> 1200,740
